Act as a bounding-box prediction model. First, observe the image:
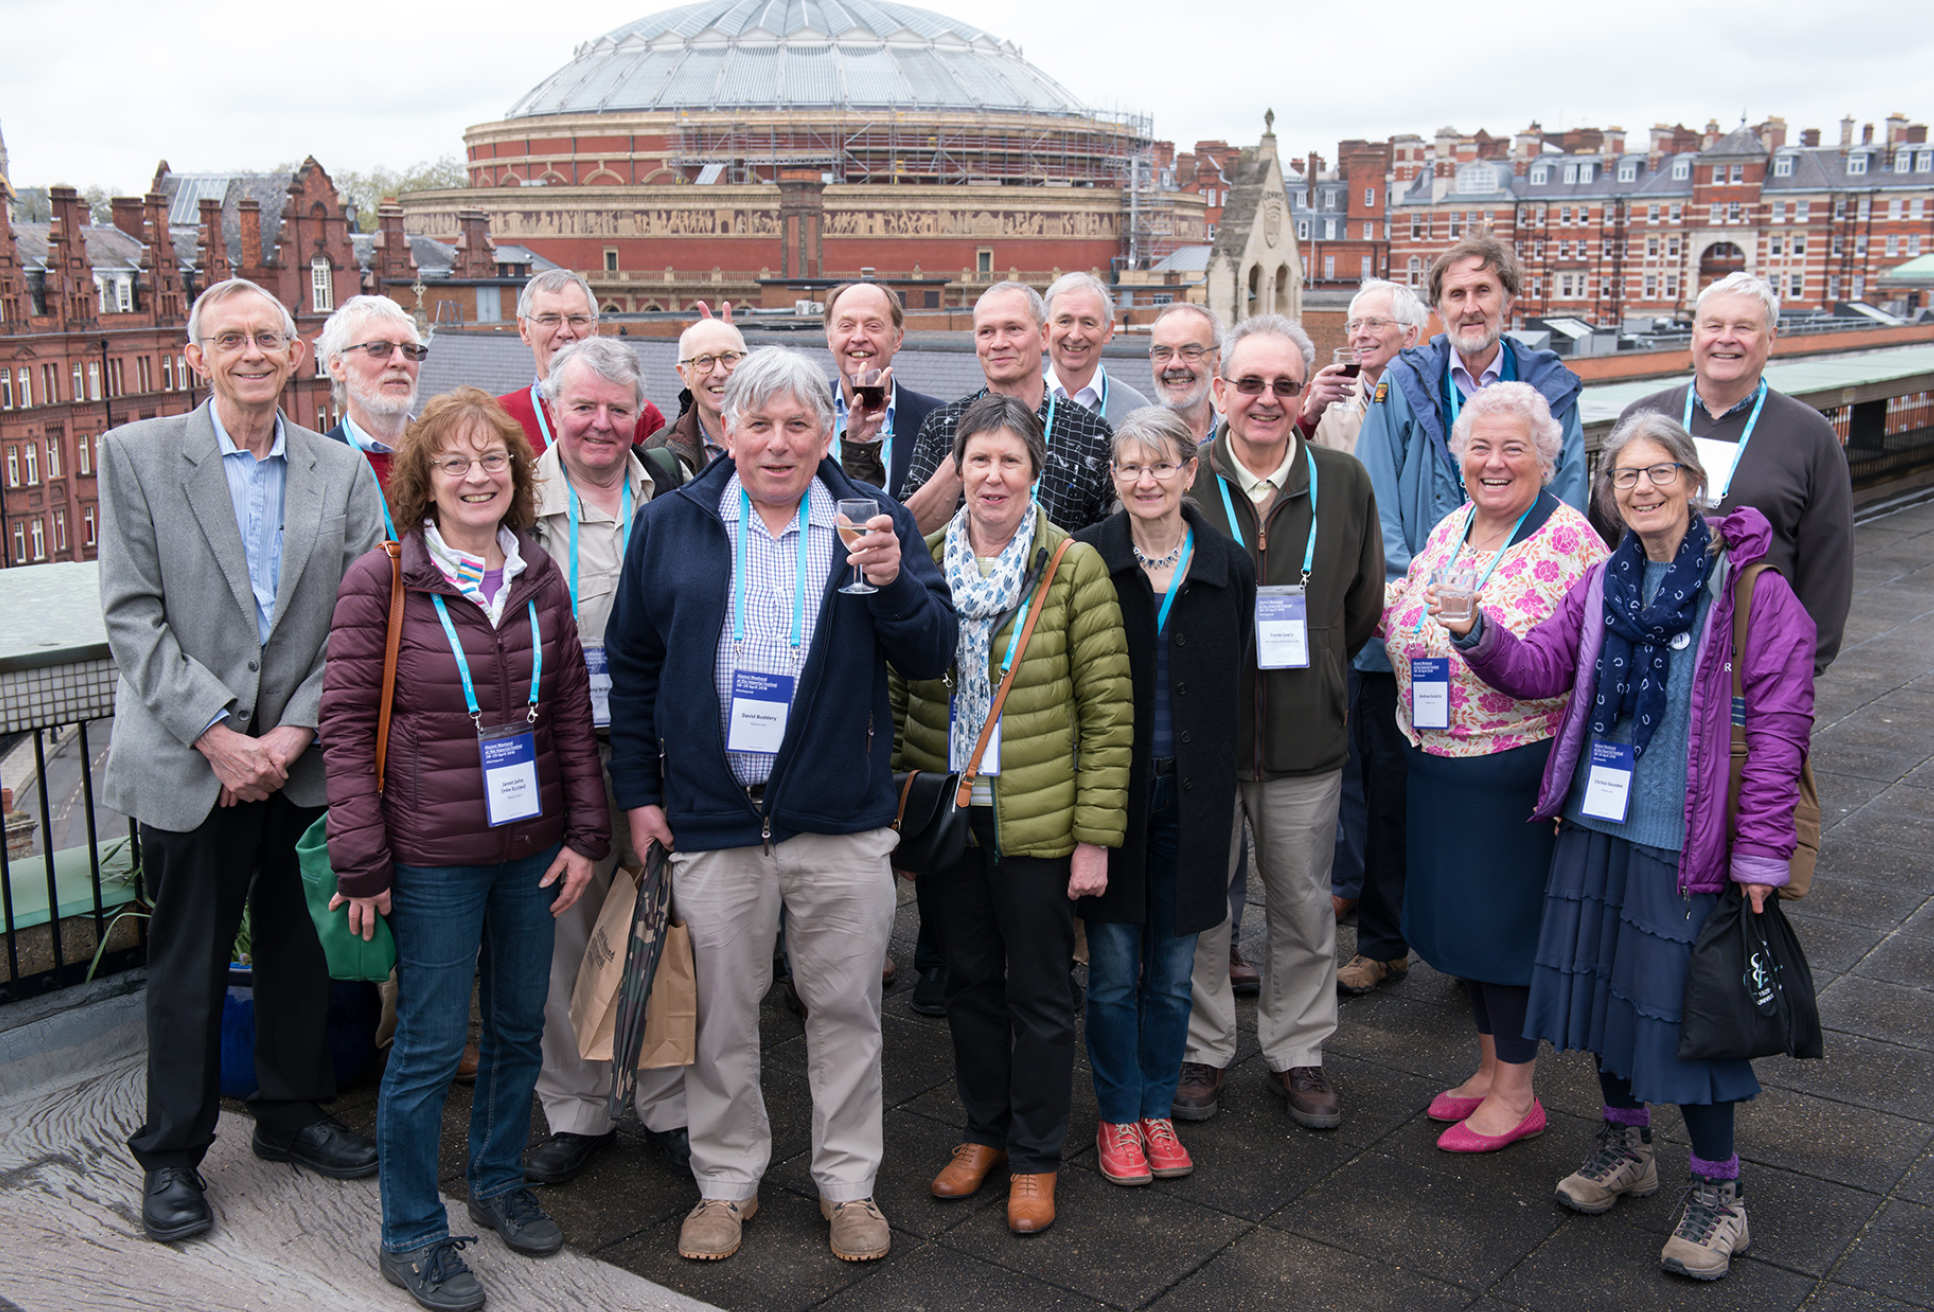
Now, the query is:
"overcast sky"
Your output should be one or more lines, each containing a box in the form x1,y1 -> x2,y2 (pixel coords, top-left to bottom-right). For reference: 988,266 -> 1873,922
6,0 -> 1930,195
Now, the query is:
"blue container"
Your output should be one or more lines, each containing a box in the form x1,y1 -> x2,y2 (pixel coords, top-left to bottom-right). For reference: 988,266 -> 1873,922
219,966 -> 383,1100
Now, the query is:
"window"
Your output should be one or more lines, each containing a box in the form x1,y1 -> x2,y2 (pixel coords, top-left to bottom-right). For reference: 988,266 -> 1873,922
1410,214 -> 1424,239
1710,204 -> 1723,224
1362,221 -> 1374,239
1672,159 -> 1690,180
1921,151 -> 1934,171
1,372 -> 10,409
1727,202 -> 1743,223
1887,234 -> 1900,256
1531,165 -> 1549,184
1559,205 -> 1571,225
1619,161 -> 1637,182
1849,153 -> 1868,176
5,447 -> 16,486
107,359 -> 124,397
1665,274 -> 1680,296
1563,163 -> 1579,185
1363,187 -> 1375,208
116,279 -> 132,313
36,365 -> 50,405
1856,234 -> 1868,255
52,510 -> 65,554
1322,254 -> 1335,280
1533,240 -> 1544,257
1771,200 -> 1786,223
1668,236 -> 1681,257
1647,204 -> 1660,222
1915,199 -> 1927,220
1324,218 -> 1336,240
45,437 -> 60,479
1771,235 -> 1784,255
1406,255 -> 1424,285
1897,151 -> 1912,174
1647,236 -> 1659,257
29,519 -> 44,562
1710,166 -> 1724,185
78,433 -> 91,476
23,442 -> 37,485
96,278 -> 110,316
1795,200 -> 1809,222
1730,164 -> 1744,184
9,524 -> 21,563
1913,236 -> 1925,257
976,248 -> 993,275
176,354 -> 188,387
1854,275 -> 1866,298
1859,196 -> 1872,219
83,505 -> 96,547
1774,154 -> 1793,178
1832,235 -> 1845,255
162,356 -> 173,390
1580,163 -> 1594,183
310,258 -> 334,312
1644,274 -> 1658,297
72,363 -> 84,400
1297,218 -> 1311,240
1359,254 -> 1372,278
1790,273 -> 1804,297
602,248 -> 619,273
136,356 -> 151,392
87,362 -> 101,402
1828,274 -> 1841,298
1890,198 -> 1905,220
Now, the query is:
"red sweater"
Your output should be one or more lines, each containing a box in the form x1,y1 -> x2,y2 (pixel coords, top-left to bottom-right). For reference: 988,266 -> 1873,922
495,384 -> 667,456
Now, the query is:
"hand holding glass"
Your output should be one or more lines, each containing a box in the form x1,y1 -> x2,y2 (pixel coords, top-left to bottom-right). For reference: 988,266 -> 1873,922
1333,347 -> 1361,379
837,498 -> 881,594
1431,563 -> 1480,624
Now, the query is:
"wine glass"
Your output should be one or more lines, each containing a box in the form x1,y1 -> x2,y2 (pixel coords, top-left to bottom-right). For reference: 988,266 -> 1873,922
837,498 -> 879,595
1333,346 -> 1361,379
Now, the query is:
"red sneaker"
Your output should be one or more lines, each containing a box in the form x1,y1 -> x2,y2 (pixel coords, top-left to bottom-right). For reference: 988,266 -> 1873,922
1139,1118 -> 1194,1178
1096,1121 -> 1152,1185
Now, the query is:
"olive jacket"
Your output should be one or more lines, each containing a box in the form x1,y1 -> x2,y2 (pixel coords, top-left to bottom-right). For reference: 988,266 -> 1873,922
890,515 -> 1132,858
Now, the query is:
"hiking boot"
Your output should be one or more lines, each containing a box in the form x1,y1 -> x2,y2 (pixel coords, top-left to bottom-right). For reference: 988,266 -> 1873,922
1171,1062 -> 1225,1122
1096,1121 -> 1152,1185
380,1237 -> 485,1312
1267,1065 -> 1342,1129
1660,1176 -> 1749,1280
1335,953 -> 1408,996
1555,1122 -> 1658,1215
1139,1118 -> 1194,1178
466,1187 -> 563,1257
819,1197 -> 891,1262
677,1197 -> 757,1261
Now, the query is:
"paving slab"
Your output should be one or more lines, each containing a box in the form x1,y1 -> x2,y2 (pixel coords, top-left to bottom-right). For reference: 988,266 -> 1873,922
1144,1226 -> 1473,1312
1825,1199 -> 1934,1307
1491,1221 -> 1818,1312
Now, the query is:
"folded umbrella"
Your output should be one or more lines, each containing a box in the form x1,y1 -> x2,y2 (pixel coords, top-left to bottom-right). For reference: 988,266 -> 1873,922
608,841 -> 673,1121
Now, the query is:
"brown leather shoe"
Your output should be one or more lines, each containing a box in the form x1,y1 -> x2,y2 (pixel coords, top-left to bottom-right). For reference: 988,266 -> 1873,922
1331,895 -> 1358,923
1172,1061 -> 1225,1122
1007,1171 -> 1057,1234
881,955 -> 898,989
931,1143 -> 1007,1199
1268,1066 -> 1341,1130
1228,945 -> 1261,997
454,1041 -> 480,1084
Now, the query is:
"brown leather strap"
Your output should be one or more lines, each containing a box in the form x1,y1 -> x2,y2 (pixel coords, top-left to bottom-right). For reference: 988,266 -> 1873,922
955,538 -> 1076,808
893,769 -> 923,831
374,540 -> 405,794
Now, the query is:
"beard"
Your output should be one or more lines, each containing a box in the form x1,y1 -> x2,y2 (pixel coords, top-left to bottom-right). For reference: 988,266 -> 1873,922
1448,320 -> 1501,358
1157,370 -> 1213,412
350,375 -> 417,423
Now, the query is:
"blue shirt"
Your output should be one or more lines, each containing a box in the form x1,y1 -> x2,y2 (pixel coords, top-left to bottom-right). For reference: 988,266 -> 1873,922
210,405 -> 288,645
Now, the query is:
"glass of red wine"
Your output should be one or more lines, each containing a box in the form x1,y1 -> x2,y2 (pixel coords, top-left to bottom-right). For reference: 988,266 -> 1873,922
853,367 -> 887,412
1334,347 -> 1361,379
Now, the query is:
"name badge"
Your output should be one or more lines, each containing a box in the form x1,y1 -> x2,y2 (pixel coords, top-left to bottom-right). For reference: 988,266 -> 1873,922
948,696 -> 1002,775
1691,437 -> 1743,506
726,670 -> 796,754
1256,586 -> 1310,670
1580,741 -> 1636,822
1411,657 -> 1451,730
584,643 -> 611,729
479,724 -> 543,828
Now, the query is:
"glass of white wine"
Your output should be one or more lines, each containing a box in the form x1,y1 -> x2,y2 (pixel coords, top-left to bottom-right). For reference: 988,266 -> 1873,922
836,498 -> 879,595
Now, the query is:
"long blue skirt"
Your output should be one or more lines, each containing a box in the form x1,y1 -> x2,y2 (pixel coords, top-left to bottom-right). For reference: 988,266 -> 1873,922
1525,823 -> 1759,1107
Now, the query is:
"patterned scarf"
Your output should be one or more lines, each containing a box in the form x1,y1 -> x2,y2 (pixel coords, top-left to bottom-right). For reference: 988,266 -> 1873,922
1588,513 -> 1712,757
422,520 -> 527,628
942,499 -> 1039,772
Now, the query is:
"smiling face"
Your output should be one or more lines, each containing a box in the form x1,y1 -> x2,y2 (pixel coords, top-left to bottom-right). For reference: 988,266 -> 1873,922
1213,333 -> 1306,465
429,421 -> 514,543
974,289 -> 1048,390
1611,435 -> 1694,545
1112,436 -> 1196,527
1149,311 -> 1218,411
676,319 -> 748,421
1047,286 -> 1114,388
1691,291 -> 1774,396
518,281 -> 596,380
1347,287 -> 1413,374
729,390 -> 834,514
825,283 -> 903,384
1436,256 -> 1512,360
330,312 -> 421,423
553,359 -> 637,484
959,428 -> 1036,545
1460,412 -> 1544,522
186,288 -> 300,414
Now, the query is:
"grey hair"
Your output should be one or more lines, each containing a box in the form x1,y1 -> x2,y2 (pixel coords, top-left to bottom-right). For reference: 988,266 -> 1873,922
516,268 -> 597,322
975,280 -> 1047,326
1350,278 -> 1428,336
1044,271 -> 1115,326
951,393 -> 1046,480
186,277 -> 296,346
1694,271 -> 1780,328
542,337 -> 646,409
1595,411 -> 1711,524
317,295 -> 420,401
1111,405 -> 1199,468
1448,381 -> 1562,483
721,347 -> 835,432
1223,313 -> 1316,377
1151,302 -> 1224,349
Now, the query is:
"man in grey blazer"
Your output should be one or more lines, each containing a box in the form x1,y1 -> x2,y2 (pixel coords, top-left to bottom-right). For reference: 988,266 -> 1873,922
1043,270 -> 1151,426
97,277 -> 387,1242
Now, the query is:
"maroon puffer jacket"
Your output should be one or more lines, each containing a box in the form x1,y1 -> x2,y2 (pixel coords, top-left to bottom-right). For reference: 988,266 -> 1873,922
320,529 -> 610,897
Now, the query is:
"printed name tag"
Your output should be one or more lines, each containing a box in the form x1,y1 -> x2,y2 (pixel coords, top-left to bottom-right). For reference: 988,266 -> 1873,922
479,725 -> 542,827
948,696 -> 1002,775
726,670 -> 796,754
1256,587 -> 1310,669
584,643 -> 611,729
1580,741 -> 1636,822
1691,437 -> 1742,506
1411,658 -> 1451,730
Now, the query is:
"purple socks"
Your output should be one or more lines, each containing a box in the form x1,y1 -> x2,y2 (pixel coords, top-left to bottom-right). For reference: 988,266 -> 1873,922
1602,1105 -> 1651,1127
1690,1152 -> 1741,1181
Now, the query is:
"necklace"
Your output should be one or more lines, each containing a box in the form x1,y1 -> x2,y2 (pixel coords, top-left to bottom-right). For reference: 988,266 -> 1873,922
1133,538 -> 1185,570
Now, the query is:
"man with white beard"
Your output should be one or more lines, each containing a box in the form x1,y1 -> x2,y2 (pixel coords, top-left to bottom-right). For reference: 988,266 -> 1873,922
318,295 -> 426,529
1146,304 -> 1223,447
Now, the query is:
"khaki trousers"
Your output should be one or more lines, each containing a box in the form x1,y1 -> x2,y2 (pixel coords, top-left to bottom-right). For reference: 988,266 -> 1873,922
1186,771 -> 1343,1071
673,827 -> 899,1203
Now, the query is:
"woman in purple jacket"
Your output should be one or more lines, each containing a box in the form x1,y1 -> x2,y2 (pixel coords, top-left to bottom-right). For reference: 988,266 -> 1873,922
1435,411 -> 1814,1283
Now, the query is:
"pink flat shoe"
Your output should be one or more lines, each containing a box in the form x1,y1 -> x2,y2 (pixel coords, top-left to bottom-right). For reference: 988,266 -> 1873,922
1426,1092 -> 1484,1123
1436,1099 -> 1546,1153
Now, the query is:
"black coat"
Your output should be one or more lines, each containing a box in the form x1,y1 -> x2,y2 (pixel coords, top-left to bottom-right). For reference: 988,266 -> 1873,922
1075,505 -> 1255,934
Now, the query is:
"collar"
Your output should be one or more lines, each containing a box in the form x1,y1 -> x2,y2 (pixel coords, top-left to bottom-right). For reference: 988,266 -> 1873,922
533,441 -> 647,518
212,405 -> 287,460
341,412 -> 397,455
1689,378 -> 1763,421
718,472 -> 835,535
1044,364 -> 1105,410
1228,432 -> 1299,498
421,520 -> 528,621
1449,346 -> 1504,396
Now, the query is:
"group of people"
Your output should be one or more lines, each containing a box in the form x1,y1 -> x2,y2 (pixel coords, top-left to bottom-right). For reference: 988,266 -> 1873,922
95,240 -> 1847,1311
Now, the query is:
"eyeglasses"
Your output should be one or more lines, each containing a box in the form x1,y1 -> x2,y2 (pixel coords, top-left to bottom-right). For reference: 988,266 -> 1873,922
1113,461 -> 1187,482
1610,462 -> 1687,489
529,313 -> 593,331
1225,375 -> 1305,398
1345,316 -> 1397,334
679,350 -> 748,373
1149,343 -> 1213,364
433,451 -> 511,478
205,331 -> 288,353
342,339 -> 429,362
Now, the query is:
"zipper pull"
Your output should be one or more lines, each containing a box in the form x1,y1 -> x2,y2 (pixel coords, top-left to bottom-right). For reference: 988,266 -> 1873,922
762,814 -> 773,855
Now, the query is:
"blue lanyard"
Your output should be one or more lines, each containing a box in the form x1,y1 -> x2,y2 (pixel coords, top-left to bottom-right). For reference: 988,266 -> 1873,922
830,387 -> 894,476
432,593 -> 541,723
528,382 -> 554,449
564,473 -> 633,620
998,599 -> 1031,676
1215,445 -> 1318,583
1681,378 -> 1768,499
731,489 -> 812,655
362,457 -> 395,540
1026,390 -> 1062,506
1412,501 -> 1534,632
1156,527 -> 1193,635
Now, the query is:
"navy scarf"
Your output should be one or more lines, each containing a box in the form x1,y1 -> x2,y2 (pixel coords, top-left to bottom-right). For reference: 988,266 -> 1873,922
1588,514 -> 1713,757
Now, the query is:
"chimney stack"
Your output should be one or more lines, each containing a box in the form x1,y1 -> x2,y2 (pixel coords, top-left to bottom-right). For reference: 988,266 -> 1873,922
1801,127 -> 1820,147
376,201 -> 412,281
111,197 -> 145,240
1840,116 -> 1856,147
143,192 -> 184,320
237,198 -> 263,270
1887,113 -> 1909,145
1862,122 -> 1875,145
454,210 -> 494,278
198,195 -> 230,281
47,185 -> 95,326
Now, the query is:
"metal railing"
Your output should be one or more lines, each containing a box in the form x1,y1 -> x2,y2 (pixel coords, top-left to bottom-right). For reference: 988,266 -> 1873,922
1,717 -> 145,1004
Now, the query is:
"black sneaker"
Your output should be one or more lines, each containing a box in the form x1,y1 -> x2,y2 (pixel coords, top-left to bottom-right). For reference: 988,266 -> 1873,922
909,969 -> 948,1017
380,1236 -> 485,1312
524,1129 -> 615,1185
645,1125 -> 693,1170
467,1187 -> 564,1257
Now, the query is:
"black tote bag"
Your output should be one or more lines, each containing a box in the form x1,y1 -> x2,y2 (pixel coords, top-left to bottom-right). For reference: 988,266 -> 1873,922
1677,891 -> 1823,1062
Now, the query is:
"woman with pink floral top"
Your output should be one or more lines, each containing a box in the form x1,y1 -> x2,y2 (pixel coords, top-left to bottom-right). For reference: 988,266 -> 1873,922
1380,381 -> 1606,1154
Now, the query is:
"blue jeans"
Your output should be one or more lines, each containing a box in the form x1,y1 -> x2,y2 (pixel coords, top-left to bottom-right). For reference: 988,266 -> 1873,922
1085,775 -> 1199,1124
379,847 -> 559,1253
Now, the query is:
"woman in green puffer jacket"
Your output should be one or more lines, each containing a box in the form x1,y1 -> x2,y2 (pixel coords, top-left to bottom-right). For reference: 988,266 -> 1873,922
890,393 -> 1130,1236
